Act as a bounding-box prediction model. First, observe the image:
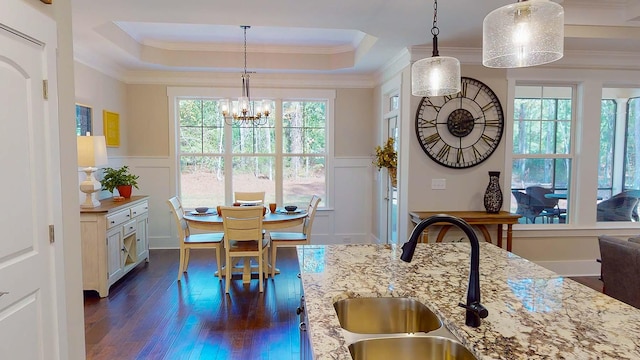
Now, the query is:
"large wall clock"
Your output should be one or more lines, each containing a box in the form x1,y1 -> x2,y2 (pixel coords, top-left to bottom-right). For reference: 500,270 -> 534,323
415,77 -> 504,169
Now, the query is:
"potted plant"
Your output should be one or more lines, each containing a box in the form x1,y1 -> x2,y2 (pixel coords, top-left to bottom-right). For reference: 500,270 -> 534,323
374,137 -> 398,187
100,166 -> 139,199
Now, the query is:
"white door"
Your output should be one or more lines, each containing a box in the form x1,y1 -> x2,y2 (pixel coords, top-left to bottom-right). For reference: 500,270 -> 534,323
0,3 -> 61,359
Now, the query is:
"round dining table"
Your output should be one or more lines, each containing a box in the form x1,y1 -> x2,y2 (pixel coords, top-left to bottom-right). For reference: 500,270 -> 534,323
184,209 -> 307,232
184,209 -> 307,282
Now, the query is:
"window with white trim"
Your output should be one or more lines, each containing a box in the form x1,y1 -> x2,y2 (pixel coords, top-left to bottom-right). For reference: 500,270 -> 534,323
175,94 -> 329,210
510,84 -> 574,224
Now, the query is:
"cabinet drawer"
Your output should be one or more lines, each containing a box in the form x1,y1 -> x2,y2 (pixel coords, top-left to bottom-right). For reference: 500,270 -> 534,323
131,201 -> 149,218
123,219 -> 136,237
107,209 -> 131,229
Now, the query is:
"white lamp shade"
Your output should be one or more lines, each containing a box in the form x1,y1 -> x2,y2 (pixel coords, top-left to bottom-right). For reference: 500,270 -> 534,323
483,0 -> 564,68
77,135 -> 108,167
411,56 -> 461,97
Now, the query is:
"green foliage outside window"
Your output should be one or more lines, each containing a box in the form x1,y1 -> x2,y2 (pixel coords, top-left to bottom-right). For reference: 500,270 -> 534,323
625,98 -> 640,190
177,98 -> 327,209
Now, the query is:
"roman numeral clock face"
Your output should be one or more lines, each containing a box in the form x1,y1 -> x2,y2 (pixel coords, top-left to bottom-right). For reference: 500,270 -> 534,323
415,77 -> 504,168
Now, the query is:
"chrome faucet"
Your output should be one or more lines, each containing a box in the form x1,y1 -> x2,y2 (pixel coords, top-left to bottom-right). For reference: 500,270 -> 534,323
400,214 -> 489,327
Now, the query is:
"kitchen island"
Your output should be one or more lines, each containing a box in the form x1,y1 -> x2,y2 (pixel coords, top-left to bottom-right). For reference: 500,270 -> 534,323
297,243 -> 640,359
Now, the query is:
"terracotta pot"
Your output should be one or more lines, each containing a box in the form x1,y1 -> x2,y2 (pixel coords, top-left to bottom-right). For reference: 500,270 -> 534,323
117,185 -> 133,199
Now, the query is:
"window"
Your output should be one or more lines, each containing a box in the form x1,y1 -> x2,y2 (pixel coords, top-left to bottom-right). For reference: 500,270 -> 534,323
599,99 -> 616,200
597,90 -> 640,222
175,92 -> 330,210
625,97 -> 640,190
511,85 -> 574,224
282,101 -> 327,205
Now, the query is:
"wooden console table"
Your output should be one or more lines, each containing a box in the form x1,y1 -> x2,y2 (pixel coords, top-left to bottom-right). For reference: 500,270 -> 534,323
409,211 -> 522,252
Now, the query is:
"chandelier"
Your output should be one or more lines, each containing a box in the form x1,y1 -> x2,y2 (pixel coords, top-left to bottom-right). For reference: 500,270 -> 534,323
411,0 -> 461,97
220,25 -> 270,126
483,0 -> 564,68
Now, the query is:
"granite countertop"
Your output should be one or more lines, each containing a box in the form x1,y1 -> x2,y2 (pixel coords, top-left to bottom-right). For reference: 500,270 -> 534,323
297,243 -> 640,360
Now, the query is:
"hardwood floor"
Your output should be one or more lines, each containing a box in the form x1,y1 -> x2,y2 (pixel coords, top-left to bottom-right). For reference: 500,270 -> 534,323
84,248 -> 604,360
84,248 -> 304,360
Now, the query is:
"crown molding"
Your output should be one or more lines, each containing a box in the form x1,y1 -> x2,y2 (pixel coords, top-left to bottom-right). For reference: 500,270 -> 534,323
122,70 -> 375,88
142,39 -> 356,55
75,43 -> 640,90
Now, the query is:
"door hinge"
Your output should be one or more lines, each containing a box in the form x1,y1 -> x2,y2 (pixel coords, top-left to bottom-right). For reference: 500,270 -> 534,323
42,80 -> 48,100
48,224 -> 55,243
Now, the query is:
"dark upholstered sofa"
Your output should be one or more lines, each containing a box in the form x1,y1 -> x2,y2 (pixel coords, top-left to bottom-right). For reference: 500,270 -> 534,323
598,235 -> 640,309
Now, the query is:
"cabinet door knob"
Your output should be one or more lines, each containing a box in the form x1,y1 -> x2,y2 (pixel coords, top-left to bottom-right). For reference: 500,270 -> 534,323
0,291 -> 8,298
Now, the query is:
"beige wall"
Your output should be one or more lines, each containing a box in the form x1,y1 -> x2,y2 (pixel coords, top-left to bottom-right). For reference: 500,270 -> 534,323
122,84 -> 374,158
406,65 -> 508,214
74,62 -> 128,156
334,88 -> 375,157
127,84 -> 169,156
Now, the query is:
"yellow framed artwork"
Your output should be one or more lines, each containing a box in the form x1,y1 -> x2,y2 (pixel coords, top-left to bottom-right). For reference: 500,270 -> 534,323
103,110 -> 120,147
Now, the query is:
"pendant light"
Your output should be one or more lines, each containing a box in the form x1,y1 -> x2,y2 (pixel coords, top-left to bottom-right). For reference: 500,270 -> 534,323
483,0 -> 564,68
411,0 -> 461,97
220,25 -> 270,125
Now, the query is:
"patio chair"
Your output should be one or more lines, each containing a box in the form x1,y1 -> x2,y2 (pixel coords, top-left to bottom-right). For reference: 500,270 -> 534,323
512,191 -> 546,224
597,193 -> 640,222
526,186 -> 566,223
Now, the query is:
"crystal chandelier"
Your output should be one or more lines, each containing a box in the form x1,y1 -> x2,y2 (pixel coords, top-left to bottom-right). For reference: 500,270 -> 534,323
411,0 -> 461,97
220,26 -> 270,126
483,0 -> 564,68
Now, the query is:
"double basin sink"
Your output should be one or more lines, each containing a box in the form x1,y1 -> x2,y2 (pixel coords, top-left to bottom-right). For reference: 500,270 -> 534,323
333,297 -> 476,360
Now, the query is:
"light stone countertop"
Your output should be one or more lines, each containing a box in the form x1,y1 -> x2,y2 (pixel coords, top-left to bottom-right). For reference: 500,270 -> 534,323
297,243 -> 640,360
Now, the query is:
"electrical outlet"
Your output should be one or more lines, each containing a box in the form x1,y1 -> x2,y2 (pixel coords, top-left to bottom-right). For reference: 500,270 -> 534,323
432,178 -> 446,190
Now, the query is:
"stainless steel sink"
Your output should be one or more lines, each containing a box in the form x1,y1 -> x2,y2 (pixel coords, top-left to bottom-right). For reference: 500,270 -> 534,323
348,336 -> 476,360
333,297 -> 441,334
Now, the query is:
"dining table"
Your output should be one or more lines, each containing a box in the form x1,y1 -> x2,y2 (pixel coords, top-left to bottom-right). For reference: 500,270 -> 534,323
184,208 -> 308,282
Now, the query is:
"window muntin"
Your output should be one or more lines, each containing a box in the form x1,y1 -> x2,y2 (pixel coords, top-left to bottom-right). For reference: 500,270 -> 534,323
511,85 -> 574,224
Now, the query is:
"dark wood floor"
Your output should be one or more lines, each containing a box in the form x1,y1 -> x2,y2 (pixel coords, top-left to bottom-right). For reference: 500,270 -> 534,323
84,248 -> 304,360
84,248 -> 604,360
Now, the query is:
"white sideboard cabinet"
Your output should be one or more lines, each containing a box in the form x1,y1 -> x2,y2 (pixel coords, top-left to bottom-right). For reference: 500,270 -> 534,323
81,196 -> 149,297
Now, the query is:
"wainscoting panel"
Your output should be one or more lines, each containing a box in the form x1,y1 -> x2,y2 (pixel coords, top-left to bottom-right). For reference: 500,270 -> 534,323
333,157 -> 373,244
109,156 -> 374,249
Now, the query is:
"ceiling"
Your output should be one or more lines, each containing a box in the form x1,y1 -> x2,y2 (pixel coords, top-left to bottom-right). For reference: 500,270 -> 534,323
71,0 -> 640,77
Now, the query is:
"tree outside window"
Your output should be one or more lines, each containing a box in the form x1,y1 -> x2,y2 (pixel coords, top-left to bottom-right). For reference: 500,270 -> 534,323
177,98 -> 327,209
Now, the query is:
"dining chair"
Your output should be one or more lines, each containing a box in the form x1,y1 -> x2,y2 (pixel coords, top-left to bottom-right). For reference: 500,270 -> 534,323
220,205 -> 268,293
167,197 -> 224,281
234,191 -> 265,204
269,195 -> 321,279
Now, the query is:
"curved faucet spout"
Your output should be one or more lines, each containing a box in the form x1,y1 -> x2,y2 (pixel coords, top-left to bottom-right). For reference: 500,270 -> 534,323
400,214 -> 488,327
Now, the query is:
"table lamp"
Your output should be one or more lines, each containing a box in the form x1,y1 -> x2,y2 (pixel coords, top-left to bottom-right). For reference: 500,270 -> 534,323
77,134 -> 108,208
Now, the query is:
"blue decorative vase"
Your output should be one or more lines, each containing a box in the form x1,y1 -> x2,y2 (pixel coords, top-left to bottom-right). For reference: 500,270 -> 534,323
484,171 -> 503,214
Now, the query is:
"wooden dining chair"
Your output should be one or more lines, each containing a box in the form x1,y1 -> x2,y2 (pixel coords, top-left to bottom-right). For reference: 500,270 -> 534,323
234,191 -> 265,204
220,205 -> 268,293
269,195 -> 321,279
167,197 -> 224,281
